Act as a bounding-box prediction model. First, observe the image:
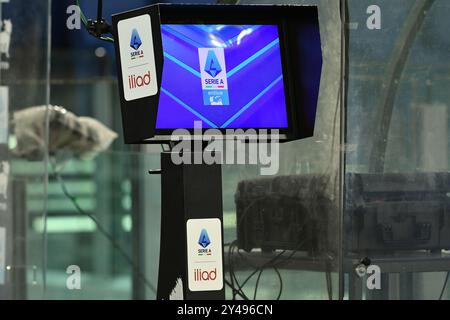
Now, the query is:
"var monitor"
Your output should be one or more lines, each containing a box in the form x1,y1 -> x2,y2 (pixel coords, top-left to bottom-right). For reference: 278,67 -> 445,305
112,4 -> 323,144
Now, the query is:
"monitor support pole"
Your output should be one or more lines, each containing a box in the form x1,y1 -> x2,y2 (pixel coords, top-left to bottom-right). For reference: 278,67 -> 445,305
154,151 -> 225,300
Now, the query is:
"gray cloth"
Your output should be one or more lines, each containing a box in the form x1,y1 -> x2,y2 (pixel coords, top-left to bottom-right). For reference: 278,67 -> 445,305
12,105 -> 117,160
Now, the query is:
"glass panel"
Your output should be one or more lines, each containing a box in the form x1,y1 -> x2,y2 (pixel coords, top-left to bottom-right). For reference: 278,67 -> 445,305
3,0 -> 446,301
45,1 -> 341,299
345,0 -> 450,300
225,0 -> 343,300
1,0 -> 345,300
0,0 -> 52,299
45,150 -> 161,299
47,0 -> 343,300
47,1 -> 161,300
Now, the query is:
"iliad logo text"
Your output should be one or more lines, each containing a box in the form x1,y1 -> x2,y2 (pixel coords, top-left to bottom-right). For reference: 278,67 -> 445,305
128,71 -> 151,89
193,268 -> 217,282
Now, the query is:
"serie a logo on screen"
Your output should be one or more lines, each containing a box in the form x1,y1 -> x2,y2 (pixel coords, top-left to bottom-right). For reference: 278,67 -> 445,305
130,28 -> 144,60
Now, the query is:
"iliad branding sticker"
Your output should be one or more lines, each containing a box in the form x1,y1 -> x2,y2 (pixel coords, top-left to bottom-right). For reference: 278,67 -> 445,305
118,14 -> 158,101
128,71 -> 151,89
187,219 -> 223,292
198,48 -> 230,106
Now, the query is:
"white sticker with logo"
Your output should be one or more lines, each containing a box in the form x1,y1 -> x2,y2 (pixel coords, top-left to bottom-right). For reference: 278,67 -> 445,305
118,14 -> 158,101
186,218 -> 223,292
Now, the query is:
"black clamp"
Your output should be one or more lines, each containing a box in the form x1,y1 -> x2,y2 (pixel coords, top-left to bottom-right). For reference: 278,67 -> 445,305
355,257 -> 372,277
87,19 -> 112,39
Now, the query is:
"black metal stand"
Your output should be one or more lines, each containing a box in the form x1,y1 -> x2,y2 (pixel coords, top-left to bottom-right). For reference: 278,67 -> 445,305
156,152 -> 225,300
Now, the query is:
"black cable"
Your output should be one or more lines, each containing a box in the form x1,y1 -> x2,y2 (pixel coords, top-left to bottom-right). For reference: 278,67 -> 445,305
439,272 -> 449,300
228,241 -> 249,300
97,0 -> 103,23
230,195 -> 320,300
228,240 -> 237,299
224,276 -> 249,300
326,270 -> 333,300
228,197 -> 264,300
237,248 -> 287,299
76,0 -> 88,26
76,0 -> 114,43
233,241 -> 302,300
232,221 -> 331,300
52,164 -> 157,295
231,186 -> 337,299
254,238 -> 307,291
274,266 -> 283,300
270,228 -> 308,269
253,268 -> 264,300
231,241 -> 310,300
235,248 -> 286,295
224,278 -> 239,297
228,241 -> 242,299
232,241 -> 251,300
244,248 -> 289,300
253,266 -> 283,300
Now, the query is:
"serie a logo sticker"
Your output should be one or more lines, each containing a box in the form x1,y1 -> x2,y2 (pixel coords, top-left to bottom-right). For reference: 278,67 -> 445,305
197,228 -> 212,256
130,28 -> 145,60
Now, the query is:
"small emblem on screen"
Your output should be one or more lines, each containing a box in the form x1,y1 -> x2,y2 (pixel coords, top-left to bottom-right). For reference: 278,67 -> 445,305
204,50 -> 222,78
199,48 -> 230,106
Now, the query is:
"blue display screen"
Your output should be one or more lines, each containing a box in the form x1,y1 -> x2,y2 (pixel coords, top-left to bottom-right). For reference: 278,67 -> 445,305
155,24 -> 289,129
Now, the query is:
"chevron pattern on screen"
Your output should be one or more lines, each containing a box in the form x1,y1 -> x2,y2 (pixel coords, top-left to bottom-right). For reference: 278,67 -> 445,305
155,24 -> 288,129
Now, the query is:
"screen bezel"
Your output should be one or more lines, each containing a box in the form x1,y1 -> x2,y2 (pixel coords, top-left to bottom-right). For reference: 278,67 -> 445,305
155,22 -> 292,136
152,6 -> 300,141
112,4 -> 321,144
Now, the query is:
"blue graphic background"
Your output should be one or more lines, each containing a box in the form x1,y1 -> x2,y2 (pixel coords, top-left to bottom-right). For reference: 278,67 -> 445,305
156,24 -> 289,129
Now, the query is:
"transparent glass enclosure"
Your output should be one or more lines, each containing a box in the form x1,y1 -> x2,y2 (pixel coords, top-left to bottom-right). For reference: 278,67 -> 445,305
345,0 -> 450,300
226,0 -> 342,300
0,0 -> 52,299
0,0 -> 449,300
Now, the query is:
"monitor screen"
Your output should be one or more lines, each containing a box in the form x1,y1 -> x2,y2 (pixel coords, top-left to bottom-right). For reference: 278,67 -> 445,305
155,24 -> 289,130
